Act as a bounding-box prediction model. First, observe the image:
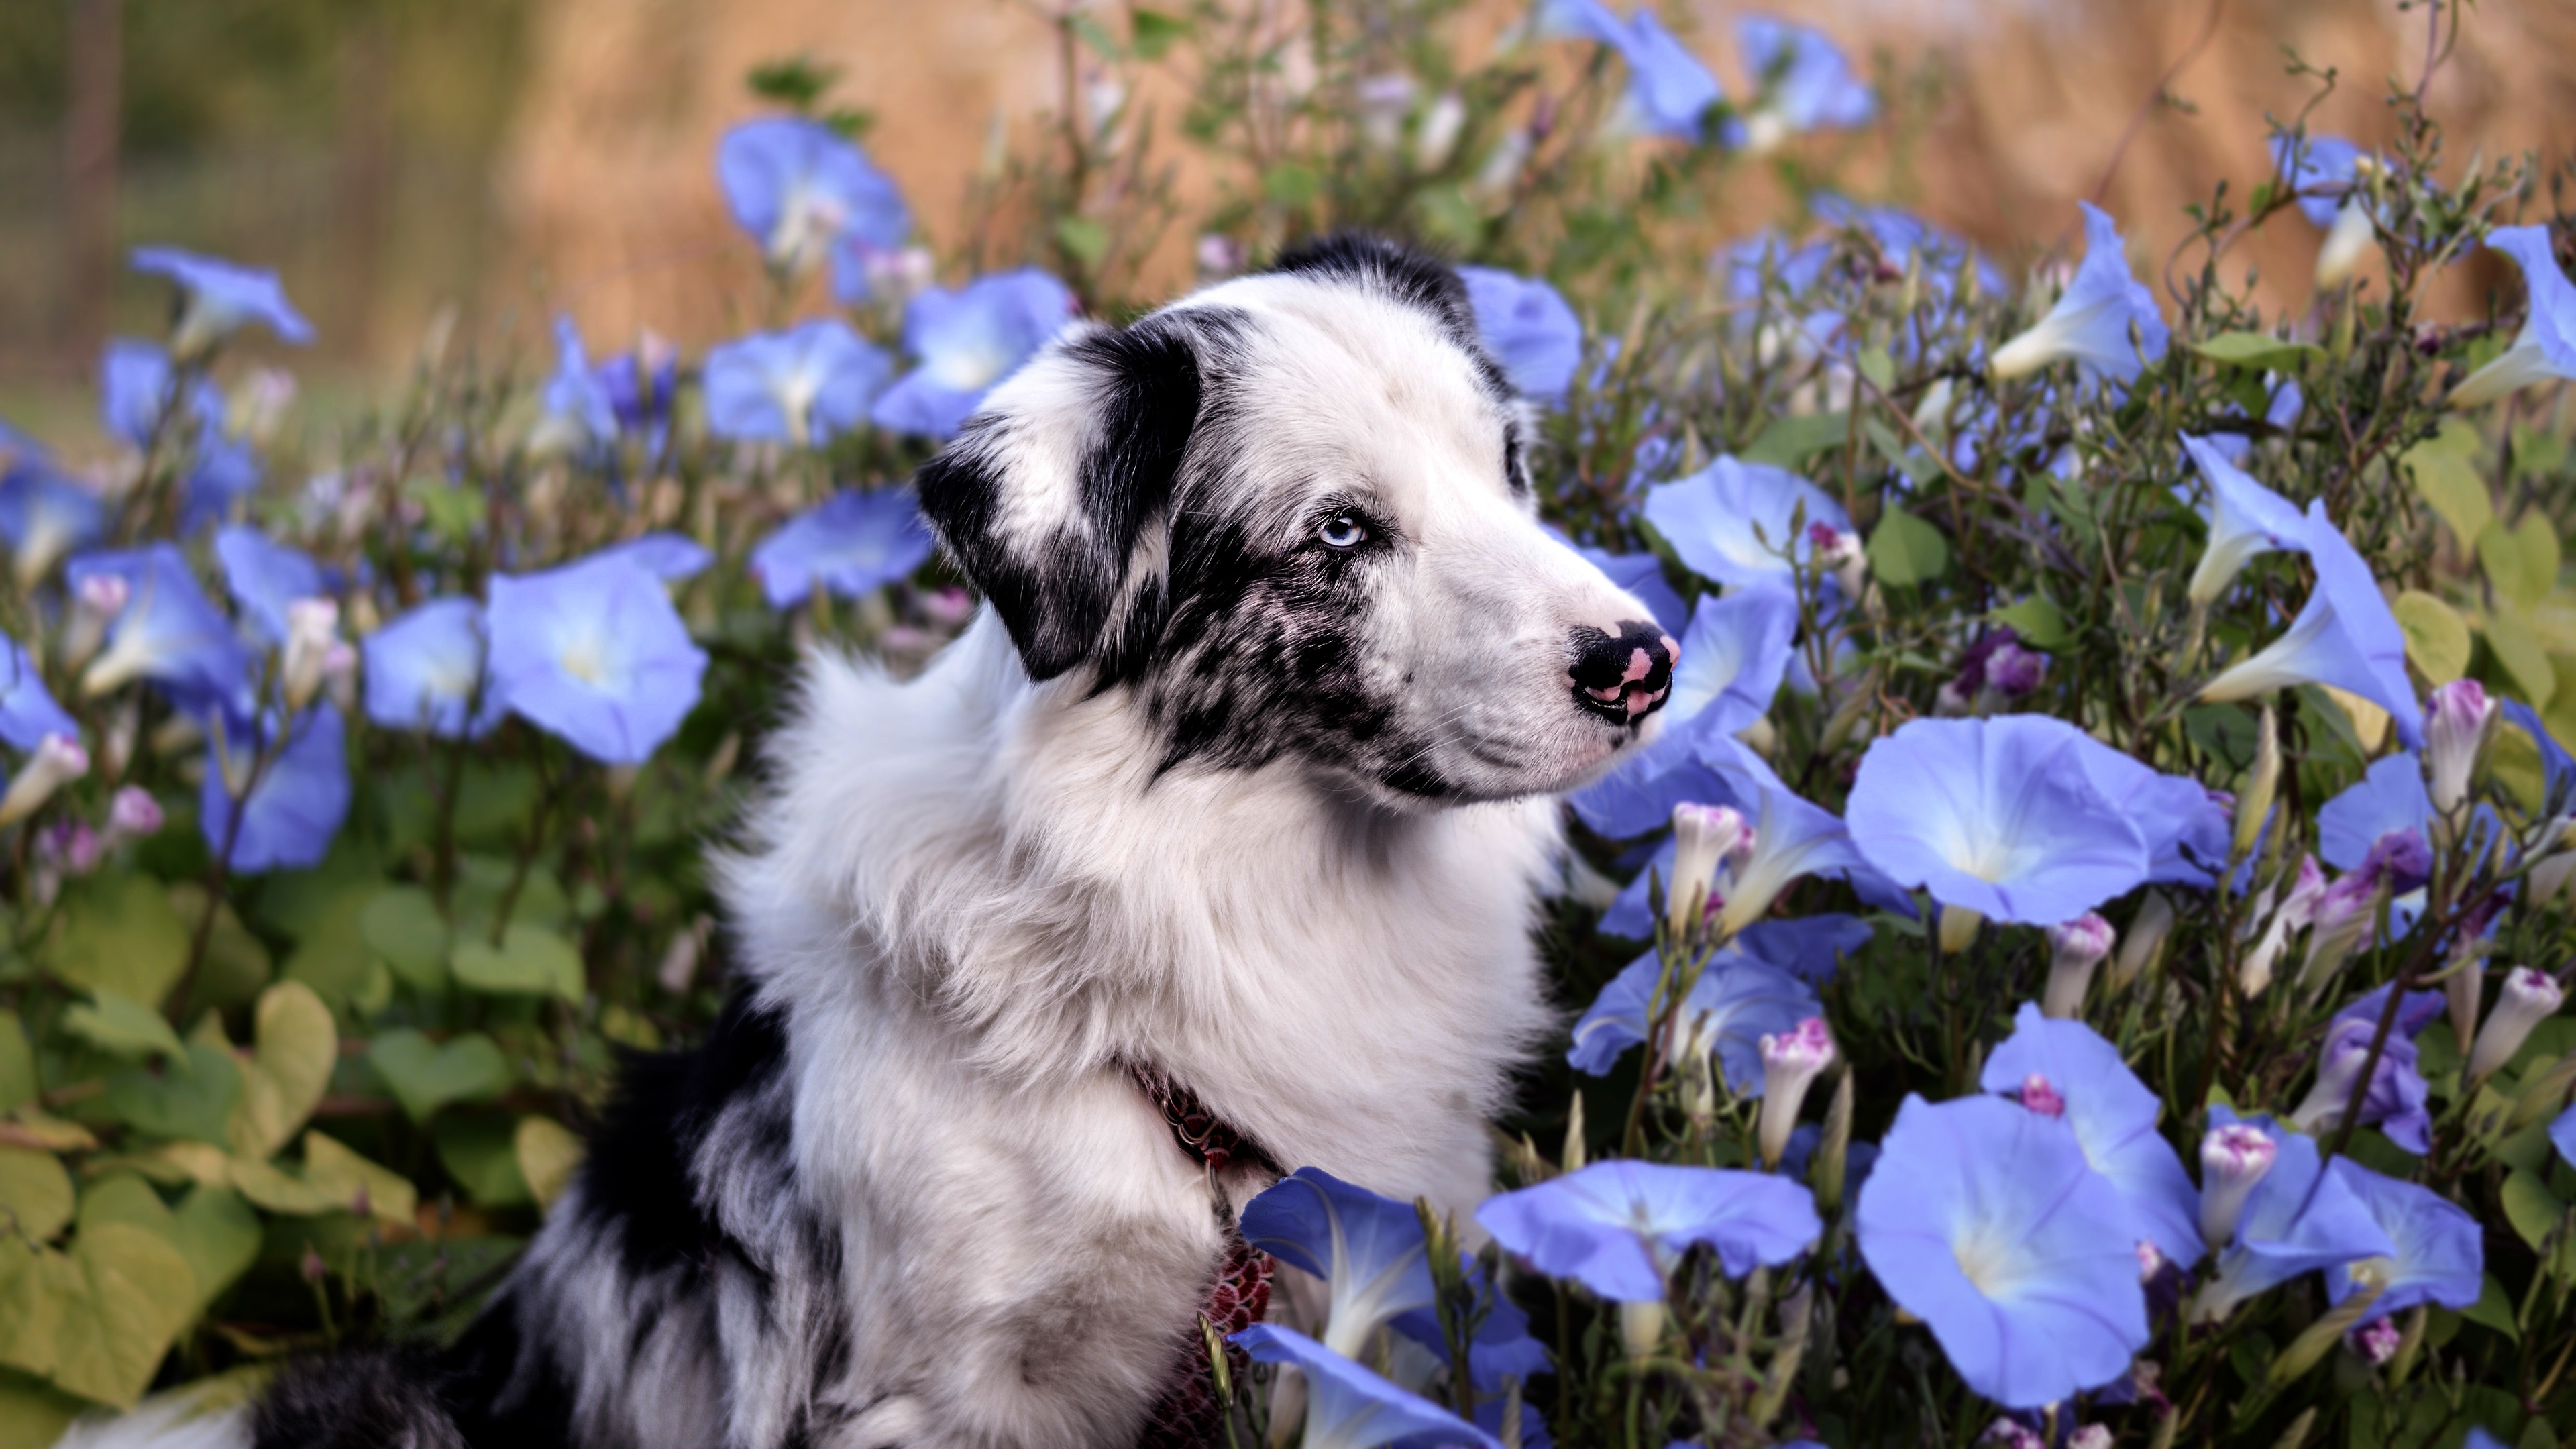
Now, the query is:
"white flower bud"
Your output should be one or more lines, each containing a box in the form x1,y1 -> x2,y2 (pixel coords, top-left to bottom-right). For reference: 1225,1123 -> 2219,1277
2042,912 -> 2116,1020
2424,679 -> 2498,816
63,572 -> 129,676
1667,802 -> 1748,938
0,733 -> 90,826
2198,1121 -> 2279,1250
281,596 -> 343,712
2469,967 -> 2567,1085
1757,1018 -> 1835,1168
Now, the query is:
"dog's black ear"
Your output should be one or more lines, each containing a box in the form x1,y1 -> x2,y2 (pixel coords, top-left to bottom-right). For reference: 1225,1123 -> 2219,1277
914,311 -> 1219,682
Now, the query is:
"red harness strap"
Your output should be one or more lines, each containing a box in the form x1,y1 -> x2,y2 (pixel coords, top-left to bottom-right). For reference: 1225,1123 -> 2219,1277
1129,1064 -> 1277,1449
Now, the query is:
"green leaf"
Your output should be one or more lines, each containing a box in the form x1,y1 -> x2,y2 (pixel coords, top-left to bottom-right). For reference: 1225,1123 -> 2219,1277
0,1369 -> 86,1448
2463,1273 -> 2520,1342
62,991 -> 186,1062
300,1133 -> 416,1225
451,924 -> 584,1002
2186,704 -> 2263,771
367,1029 -> 511,1123
2502,1167 -> 2573,1280
0,1012 -> 34,1114
0,1224 -> 197,1409
433,1114 -> 532,1208
359,885 -> 451,993
404,478 -> 486,542
1068,12 -> 1122,59
44,875 -> 190,1008
1129,7 -> 1189,60
514,1116 -> 584,1214
166,1185 -> 258,1317
165,884 -> 270,1014
1866,507 -> 1950,587
1990,596 -> 2069,650
227,983 -> 335,1161
282,880 -> 385,1007
2402,421 -> 2493,547
1857,347 -> 1895,395
2485,610 -> 2559,710
101,1044 -> 239,1146
0,1148 -> 72,1244
2394,590 -> 2473,684
2192,331 -> 2324,372
1743,411 -> 1849,468
1260,163 -> 1320,207
1054,217 -> 1110,266
2478,515 -> 2565,612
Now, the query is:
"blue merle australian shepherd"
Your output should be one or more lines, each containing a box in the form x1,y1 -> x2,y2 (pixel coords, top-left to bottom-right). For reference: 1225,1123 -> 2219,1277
85,236 -> 1678,1449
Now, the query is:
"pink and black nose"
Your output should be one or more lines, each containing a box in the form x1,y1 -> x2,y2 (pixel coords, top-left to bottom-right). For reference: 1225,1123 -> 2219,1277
1568,620 -> 1677,724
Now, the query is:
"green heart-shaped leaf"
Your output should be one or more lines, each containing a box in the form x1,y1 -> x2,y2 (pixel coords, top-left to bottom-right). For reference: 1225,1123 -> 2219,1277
432,1114 -> 531,1208
360,885 -> 452,992
0,1149 -> 72,1244
227,983 -> 335,1161
450,924 -> 584,1002
44,875 -> 191,1010
101,1044 -> 240,1146
62,991 -> 186,1063
367,1029 -> 511,1123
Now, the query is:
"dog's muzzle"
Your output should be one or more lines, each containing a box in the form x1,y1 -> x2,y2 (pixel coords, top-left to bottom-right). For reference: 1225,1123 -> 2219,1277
1568,619 -> 1677,724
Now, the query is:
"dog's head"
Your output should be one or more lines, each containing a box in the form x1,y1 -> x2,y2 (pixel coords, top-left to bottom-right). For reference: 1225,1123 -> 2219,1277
916,235 -> 1676,806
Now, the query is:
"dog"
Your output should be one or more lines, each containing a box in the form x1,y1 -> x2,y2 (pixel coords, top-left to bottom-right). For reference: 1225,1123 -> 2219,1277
95,235 -> 1676,1449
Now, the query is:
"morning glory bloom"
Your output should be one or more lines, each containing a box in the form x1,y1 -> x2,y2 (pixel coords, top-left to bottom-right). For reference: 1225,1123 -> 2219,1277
1477,1159 -> 1820,1300
1458,266 -> 1582,402
2068,740 -> 2232,890
2202,500 -> 2424,749
130,246 -> 315,355
2180,433 -> 2310,604
1534,0 -> 1727,144
596,532 -> 715,583
1568,951 -> 1817,1088
1701,735 -> 1875,936
100,339 -> 205,449
0,639 -> 77,753
748,490 -> 936,608
1230,1324 -> 1499,1449
716,117 -> 911,287
704,319 -> 894,446
871,270 -> 1079,439
2318,754 -> 2432,874
1735,17 -> 1875,152
1856,1093 -> 2149,1407
2193,1106 -> 2396,1320
1640,456 -> 1850,590
486,552 -> 709,765
184,431 -> 262,532
68,545 -> 253,716
201,703 -> 349,872
1989,203 -> 2169,385
1389,1256 -> 1553,1392
1239,1167 -> 1434,1359
2552,1105 -> 2576,1171
214,524 -> 327,645
2323,1167 -> 2481,1318
1571,587 -> 1796,834
1846,716 -> 2150,925
0,458 -> 106,585
1811,194 -> 2006,299
1980,1004 -> 2204,1265
2272,136 -> 2379,288
2449,225 -> 2576,407
363,597 -> 502,739
538,315 -> 619,453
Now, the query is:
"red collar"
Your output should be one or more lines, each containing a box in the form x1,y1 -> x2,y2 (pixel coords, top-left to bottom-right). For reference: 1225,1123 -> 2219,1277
1128,1063 -> 1275,1175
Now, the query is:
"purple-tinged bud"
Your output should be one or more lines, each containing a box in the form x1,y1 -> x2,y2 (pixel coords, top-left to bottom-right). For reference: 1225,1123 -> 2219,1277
2135,1240 -> 2164,1284
2043,911 -> 2117,1019
107,784 -> 164,838
2279,854 -> 2328,929
2012,1072 -> 2067,1118
2359,827 -> 2432,896
2296,869 -> 2381,996
1757,1017 -> 1835,1167
1667,802 -> 1748,937
0,733 -> 89,827
1933,678 -> 1975,717
2067,1427 -> 2113,1449
1980,1419 -> 2045,1449
61,572 -> 129,672
1808,521 -> 1867,598
2198,1122 -> 2278,1250
1980,640 -> 2047,704
2241,857 -> 2326,1000
2349,1315 -> 2402,1366
2290,1017 -> 2385,1136
2469,967 -> 2567,1084
2424,679 -> 2498,816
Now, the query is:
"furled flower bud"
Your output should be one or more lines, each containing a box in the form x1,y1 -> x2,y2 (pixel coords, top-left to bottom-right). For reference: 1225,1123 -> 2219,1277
36,821 -> 101,876
105,784 -> 164,841
1667,802 -> 1748,938
2442,892 -> 2506,1057
2042,912 -> 2117,1020
2271,1258 -> 2391,1384
2241,855 -> 2327,999
2234,704 -> 2280,861
2067,1427 -> 2114,1449
2135,1240 -> 2164,1285
62,572 -> 129,673
1757,1017 -> 1836,1168
1978,640 -> 2047,710
1980,1419 -> 2045,1449
1937,904 -> 1984,955
1619,1299 -> 1665,1360
2110,889 -> 2175,991
0,733 -> 89,827
2349,1315 -> 2403,1366
2198,1122 -> 2278,1250
2528,815 -> 2576,914
2296,869 -> 2381,996
2012,1072 -> 2067,1118
2424,679 -> 2498,816
281,597 -> 343,712
2468,967 -> 2567,1085
1808,521 -> 1867,599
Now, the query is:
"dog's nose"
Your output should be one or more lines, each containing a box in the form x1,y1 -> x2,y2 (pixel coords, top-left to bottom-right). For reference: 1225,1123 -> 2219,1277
1568,620 -> 1677,723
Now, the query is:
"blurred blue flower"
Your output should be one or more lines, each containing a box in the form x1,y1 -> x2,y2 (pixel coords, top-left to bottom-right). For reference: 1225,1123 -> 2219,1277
487,553 -> 709,764
1735,17 -> 1874,150
100,339 -> 205,449
1989,203 -> 2169,385
2324,1166 -> 2480,1317
1534,1 -> 1726,144
1641,456 -> 1849,590
716,117 -> 910,289
539,315 -> 620,453
130,246 -> 314,353
2060,738 -> 2232,890
1240,1167 -> 1434,1358
2201,500 -> 2424,749
597,532 -> 714,583
1458,266 -> 1582,402
871,270 -> 1079,439
2552,1104 -> 2576,1171
1230,1324 -> 1499,1449
2194,1106 -> 2396,1319
1477,1159 -> 1819,1300
1389,1256 -> 1554,1391
1980,1003 -> 2203,1265
1572,587 -> 1796,835
2501,699 -> 2574,816
748,490 -> 935,608
364,597 -> 502,739
1847,716 -> 2151,924
0,638 -> 77,753
2204,378 -> 2306,464
2180,433 -> 2309,605
704,319 -> 894,446
2318,754 -> 2431,873
1568,951 -> 1816,1087
599,337 -> 679,442
1855,1093 -> 2149,1408
1721,229 -> 1832,307
1570,543 -> 1687,637
68,545 -> 253,716
201,703 -> 349,873
215,524 -> 327,645
0,455 -> 106,584
1731,913 -> 1874,985
1811,195 -> 2004,298
2290,986 -> 2443,1153
2273,135 -> 2364,229
2451,224 -> 2576,407
184,432 -> 263,533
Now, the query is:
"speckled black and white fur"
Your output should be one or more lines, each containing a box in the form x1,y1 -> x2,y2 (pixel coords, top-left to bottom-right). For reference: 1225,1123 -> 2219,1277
76,236 -> 1676,1449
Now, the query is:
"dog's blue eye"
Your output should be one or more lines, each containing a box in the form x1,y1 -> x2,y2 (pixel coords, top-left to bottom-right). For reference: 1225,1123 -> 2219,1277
1320,513 -> 1367,549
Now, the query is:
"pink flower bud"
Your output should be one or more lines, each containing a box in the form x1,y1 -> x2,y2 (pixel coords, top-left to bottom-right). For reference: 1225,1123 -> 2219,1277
2424,679 -> 2498,815
2198,1122 -> 2278,1249
2012,1073 -> 2066,1118
2349,1315 -> 2402,1366
2469,967 -> 2567,1083
1667,802 -> 1748,937
107,784 -> 164,839
1757,1017 -> 1836,1167
2042,912 -> 2117,1019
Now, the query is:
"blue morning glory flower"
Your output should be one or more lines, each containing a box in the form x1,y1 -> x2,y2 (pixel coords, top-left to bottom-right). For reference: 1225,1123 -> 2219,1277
748,489 -> 935,608
1477,1159 -> 1820,1301
201,703 -> 349,872
1980,1003 -> 2203,1265
2551,1105 -> 2576,1171
2323,1166 -> 2481,1317
2449,225 -> 2576,407
68,545 -> 254,717
871,270 -> 1079,439
1240,1167 -> 1435,1359
1855,1093 -> 2149,1408
1568,951 -> 1817,1087
1847,716 -> 2151,924
1458,266 -> 1582,402
0,638 -> 77,753
2180,433 -> 2310,604
1230,1324 -> 1499,1449
363,597 -> 503,739
0,455 -> 106,584
214,524 -> 327,645
539,315 -> 619,453
2318,753 -> 2431,873
2273,135 -> 2364,229
1989,203 -> 2169,385
1735,17 -> 1875,151
596,532 -> 714,583
704,319 -> 894,447
1721,229 -> 1833,307
1533,1 -> 1727,143
486,552 -> 709,764
1811,195 -> 2005,298
1641,456 -> 1849,591
100,339 -> 207,449
1568,543 -> 1687,637
2193,1107 -> 2396,1320
1571,587 -> 1796,835
130,246 -> 315,353
2290,986 -> 2443,1153
2201,500 -> 2424,749
1730,914 -> 1875,985
184,431 -> 262,532
1579,757 -> 1735,855
716,118 -> 910,286
1701,734 -> 1877,935
2063,738 -> 2233,890
1389,1256 -> 1554,1391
